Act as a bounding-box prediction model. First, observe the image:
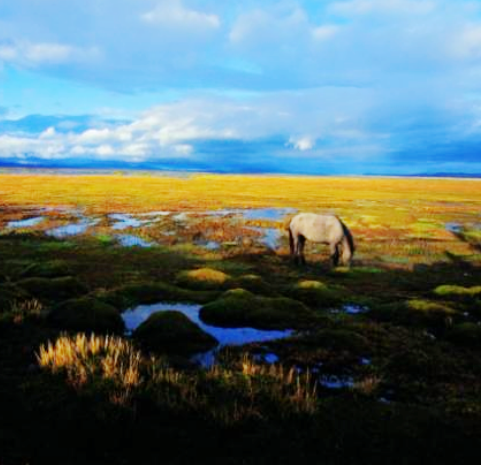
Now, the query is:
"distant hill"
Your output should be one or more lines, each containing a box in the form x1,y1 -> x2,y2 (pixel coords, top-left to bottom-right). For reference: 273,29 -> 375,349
1,158 -> 480,178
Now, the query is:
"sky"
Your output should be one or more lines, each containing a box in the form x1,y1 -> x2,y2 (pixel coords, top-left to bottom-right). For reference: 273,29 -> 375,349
1,0 -> 481,175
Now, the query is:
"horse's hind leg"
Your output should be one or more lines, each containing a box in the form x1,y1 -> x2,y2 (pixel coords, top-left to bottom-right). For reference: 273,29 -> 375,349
330,243 -> 340,267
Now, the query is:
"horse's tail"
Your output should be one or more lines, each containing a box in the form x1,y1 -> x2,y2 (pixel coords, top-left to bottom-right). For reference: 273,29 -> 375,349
340,220 -> 355,263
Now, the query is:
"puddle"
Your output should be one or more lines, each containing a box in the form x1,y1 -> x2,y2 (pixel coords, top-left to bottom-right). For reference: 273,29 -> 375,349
47,218 -> 99,238
7,216 -> 45,228
446,222 -> 462,233
250,227 -> 283,249
193,238 -> 221,250
206,207 -> 297,221
319,375 -> 354,389
253,352 -> 279,364
240,207 -> 297,221
117,235 -> 154,248
138,211 -> 171,217
122,302 -> 294,367
110,213 -> 166,230
110,214 -> 144,230
330,304 -> 369,315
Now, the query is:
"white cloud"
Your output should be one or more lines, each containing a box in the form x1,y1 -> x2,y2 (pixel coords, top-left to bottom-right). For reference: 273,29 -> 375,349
329,0 -> 436,16
141,0 -> 220,30
0,90 -> 384,161
288,136 -> 315,151
450,24 -> 481,60
229,7 -> 309,46
312,25 -> 340,41
0,40 -> 99,67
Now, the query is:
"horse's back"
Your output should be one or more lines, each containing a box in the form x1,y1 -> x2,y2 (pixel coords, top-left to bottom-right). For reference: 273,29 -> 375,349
290,213 -> 343,243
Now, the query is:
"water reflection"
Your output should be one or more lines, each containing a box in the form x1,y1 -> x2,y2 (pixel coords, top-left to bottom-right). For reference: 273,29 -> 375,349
7,216 -> 45,228
47,218 -> 99,238
117,235 -> 154,248
122,302 -> 293,367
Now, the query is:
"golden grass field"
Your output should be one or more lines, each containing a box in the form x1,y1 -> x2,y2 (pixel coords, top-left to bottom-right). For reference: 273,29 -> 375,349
1,173 -> 480,212
1,173 -> 480,267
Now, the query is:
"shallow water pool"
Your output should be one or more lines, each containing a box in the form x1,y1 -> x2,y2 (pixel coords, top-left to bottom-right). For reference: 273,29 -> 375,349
7,216 -> 45,228
122,302 -> 294,366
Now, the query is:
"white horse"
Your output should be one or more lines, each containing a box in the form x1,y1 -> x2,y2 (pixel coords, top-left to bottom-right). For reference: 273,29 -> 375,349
287,213 -> 355,266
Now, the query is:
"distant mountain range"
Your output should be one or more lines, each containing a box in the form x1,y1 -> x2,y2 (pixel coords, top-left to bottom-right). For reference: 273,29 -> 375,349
1,158 -> 480,178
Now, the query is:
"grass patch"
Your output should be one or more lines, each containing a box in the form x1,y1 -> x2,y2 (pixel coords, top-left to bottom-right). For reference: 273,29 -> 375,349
133,310 -> 218,354
434,285 -> 481,297
176,267 -> 230,290
200,288 -> 315,329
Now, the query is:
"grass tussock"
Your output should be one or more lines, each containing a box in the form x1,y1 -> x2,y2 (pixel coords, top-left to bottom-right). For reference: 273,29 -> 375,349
10,298 -> 43,323
37,334 -> 142,394
37,334 -> 319,420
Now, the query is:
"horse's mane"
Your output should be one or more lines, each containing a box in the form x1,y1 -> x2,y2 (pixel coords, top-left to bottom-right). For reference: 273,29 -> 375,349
339,219 -> 355,254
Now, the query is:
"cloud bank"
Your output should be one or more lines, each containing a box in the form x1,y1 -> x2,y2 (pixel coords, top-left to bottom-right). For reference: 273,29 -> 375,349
0,0 -> 481,174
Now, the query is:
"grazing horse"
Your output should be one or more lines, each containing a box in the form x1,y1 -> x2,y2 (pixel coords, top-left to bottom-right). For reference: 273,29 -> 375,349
286,213 -> 355,266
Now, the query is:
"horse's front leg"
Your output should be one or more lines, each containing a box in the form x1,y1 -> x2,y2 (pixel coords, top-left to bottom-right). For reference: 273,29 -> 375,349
291,233 -> 299,264
298,235 -> 306,265
330,243 -> 340,267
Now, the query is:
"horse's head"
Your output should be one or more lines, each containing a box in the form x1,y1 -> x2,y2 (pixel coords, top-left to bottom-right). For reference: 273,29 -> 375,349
340,221 -> 355,266
341,244 -> 353,266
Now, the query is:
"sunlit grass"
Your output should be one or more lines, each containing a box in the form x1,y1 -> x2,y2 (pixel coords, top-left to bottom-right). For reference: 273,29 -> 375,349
37,334 -> 319,419
1,173 -> 480,267
37,333 -> 142,392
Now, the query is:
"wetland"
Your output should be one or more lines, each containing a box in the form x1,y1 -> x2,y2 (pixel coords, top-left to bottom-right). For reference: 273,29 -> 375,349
1,173 -> 481,464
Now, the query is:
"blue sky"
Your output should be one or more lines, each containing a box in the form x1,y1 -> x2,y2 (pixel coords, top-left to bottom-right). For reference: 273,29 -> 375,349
1,0 -> 481,174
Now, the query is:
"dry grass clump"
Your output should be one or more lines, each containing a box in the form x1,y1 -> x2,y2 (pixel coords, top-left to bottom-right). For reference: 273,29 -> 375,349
37,334 -> 142,394
37,335 -> 319,419
11,299 -> 43,323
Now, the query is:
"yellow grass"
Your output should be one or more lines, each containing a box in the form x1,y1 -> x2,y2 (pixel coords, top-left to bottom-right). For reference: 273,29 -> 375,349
1,173 -> 480,214
181,268 -> 230,284
1,173 -> 480,265
37,333 -> 142,390
37,334 -> 318,415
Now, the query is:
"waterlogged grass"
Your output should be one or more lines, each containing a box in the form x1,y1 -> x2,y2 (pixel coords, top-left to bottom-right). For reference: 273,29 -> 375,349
1,174 -> 481,464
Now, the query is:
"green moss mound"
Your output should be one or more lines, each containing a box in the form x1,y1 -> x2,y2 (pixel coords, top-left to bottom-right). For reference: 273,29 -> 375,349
286,280 -> 343,309
19,260 -> 71,279
17,277 -> 88,301
48,298 -> 125,333
234,274 -> 275,296
96,282 -> 219,309
434,285 -> 481,298
369,299 -> 458,329
176,268 -> 231,290
406,299 -> 457,315
199,288 -> 314,330
133,310 -> 218,354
